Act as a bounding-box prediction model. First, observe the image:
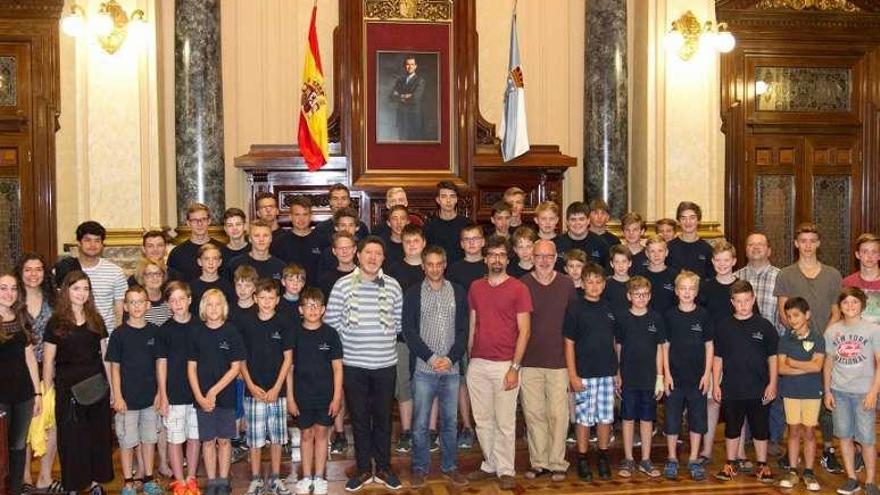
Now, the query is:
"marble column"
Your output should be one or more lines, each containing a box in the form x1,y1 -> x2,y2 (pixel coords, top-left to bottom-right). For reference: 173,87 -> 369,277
584,0 -> 627,219
175,0 -> 225,225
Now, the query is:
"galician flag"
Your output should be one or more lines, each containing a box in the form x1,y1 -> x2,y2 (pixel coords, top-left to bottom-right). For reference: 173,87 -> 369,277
501,7 -> 529,162
297,5 -> 329,171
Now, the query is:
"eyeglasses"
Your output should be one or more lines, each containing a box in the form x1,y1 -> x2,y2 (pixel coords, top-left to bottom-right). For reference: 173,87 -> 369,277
630,291 -> 651,299
302,303 -> 324,309
189,217 -> 209,224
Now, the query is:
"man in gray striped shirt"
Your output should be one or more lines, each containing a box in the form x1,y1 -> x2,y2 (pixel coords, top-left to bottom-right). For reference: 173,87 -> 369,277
325,236 -> 404,491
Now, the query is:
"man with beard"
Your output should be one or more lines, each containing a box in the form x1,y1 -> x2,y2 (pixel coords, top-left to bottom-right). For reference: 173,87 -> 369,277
465,235 -> 532,490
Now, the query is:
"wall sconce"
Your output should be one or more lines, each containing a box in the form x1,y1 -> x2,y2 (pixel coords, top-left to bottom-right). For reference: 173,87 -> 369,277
61,1 -> 147,54
664,10 -> 735,61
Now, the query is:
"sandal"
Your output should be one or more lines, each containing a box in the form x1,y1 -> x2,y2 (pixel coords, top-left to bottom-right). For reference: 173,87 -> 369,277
618,458 -> 635,478
23,484 -> 35,494
37,481 -> 65,494
638,459 -> 661,478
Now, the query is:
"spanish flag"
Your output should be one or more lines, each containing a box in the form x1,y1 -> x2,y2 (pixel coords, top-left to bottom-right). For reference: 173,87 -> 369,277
297,5 -> 329,171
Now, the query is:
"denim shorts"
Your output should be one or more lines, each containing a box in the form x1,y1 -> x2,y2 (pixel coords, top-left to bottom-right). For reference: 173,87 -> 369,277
832,389 -> 876,445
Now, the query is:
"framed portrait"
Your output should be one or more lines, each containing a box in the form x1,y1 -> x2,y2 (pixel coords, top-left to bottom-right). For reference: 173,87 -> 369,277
365,20 -> 453,173
376,51 -> 440,144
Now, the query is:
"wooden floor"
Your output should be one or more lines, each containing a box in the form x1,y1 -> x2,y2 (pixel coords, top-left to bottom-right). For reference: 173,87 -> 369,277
35,428 -> 867,494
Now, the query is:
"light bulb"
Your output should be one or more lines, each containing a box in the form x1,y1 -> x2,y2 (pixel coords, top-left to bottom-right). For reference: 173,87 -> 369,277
665,31 -> 684,52
61,13 -> 85,37
716,31 -> 736,53
755,80 -> 769,96
128,18 -> 148,41
92,12 -> 114,36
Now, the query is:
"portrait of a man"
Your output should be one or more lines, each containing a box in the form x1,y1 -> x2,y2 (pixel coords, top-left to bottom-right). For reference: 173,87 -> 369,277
376,51 -> 440,143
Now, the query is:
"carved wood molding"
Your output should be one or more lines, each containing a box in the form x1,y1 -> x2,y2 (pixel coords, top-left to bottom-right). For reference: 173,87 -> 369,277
755,0 -> 859,11
364,0 -> 452,21
0,0 -> 64,19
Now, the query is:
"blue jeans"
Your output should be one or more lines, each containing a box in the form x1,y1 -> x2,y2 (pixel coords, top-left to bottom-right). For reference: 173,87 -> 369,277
412,369 -> 460,474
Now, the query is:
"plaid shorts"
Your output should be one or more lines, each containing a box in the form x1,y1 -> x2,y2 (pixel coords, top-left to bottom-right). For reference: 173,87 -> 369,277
573,376 -> 615,427
244,396 -> 288,449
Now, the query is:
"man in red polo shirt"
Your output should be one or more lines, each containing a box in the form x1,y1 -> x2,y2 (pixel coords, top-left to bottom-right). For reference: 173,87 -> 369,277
465,235 -> 532,490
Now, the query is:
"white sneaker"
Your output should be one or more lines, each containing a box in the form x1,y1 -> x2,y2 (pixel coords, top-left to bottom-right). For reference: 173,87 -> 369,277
245,478 -> 264,495
312,477 -> 328,495
285,471 -> 298,489
291,447 -> 302,463
294,478 -> 312,495
289,427 -> 302,448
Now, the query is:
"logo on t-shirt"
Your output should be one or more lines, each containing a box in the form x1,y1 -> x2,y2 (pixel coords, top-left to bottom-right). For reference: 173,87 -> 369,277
690,323 -> 703,333
833,333 -> 868,366
271,331 -> 282,340
147,337 -> 155,346
319,342 -> 331,352
591,250 -> 600,258
663,283 -> 674,292
607,312 -> 616,321
698,255 -> 707,261
648,323 -> 658,333
219,340 -> 230,351
751,331 -> 764,341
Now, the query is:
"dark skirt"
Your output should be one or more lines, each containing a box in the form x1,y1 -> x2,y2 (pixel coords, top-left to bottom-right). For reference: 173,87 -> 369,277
55,388 -> 114,491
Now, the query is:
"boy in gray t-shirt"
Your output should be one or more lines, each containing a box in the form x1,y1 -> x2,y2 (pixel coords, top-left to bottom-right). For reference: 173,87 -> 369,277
823,287 -> 880,495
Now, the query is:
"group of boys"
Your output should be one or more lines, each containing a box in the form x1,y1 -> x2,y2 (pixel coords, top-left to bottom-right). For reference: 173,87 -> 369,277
72,178 -> 880,494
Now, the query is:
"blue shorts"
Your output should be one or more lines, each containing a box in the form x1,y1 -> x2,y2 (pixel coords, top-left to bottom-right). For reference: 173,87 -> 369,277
297,405 -> 334,429
620,388 -> 656,422
664,386 -> 707,435
832,389 -> 876,445
235,378 -> 245,420
573,376 -> 615,427
197,407 -> 236,441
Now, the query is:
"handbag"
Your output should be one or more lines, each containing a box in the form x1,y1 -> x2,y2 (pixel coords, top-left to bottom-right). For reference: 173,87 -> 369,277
70,373 -> 109,405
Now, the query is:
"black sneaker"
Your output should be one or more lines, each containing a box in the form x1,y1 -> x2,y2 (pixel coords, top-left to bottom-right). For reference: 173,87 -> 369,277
373,470 -> 401,490
822,448 -> 845,475
577,457 -> 592,482
429,430 -> 440,452
395,431 -> 412,454
566,424 -> 576,444
88,485 -> 106,495
330,432 -> 348,454
597,454 -> 612,480
855,451 -> 865,473
778,453 -> 791,472
344,472 -> 373,492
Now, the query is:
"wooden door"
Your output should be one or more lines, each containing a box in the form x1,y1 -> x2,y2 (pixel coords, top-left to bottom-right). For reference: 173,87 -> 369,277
747,133 -> 860,270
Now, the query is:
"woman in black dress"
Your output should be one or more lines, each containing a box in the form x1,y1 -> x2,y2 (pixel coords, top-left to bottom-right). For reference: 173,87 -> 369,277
42,271 -> 113,495
0,270 -> 42,495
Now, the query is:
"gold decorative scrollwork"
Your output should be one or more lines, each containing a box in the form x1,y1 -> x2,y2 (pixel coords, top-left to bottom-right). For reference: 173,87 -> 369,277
755,0 -> 860,12
364,0 -> 452,21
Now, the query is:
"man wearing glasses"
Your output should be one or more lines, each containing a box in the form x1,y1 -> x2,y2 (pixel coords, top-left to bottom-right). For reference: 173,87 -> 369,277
167,202 -> 221,282
465,235 -> 533,490
519,240 -> 577,482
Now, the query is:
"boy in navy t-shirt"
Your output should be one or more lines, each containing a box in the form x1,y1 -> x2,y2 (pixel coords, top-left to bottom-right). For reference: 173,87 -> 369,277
239,279 -> 294,495
614,276 -> 667,479
712,280 -> 778,484
605,245 -> 632,313
662,270 -> 714,482
641,236 -> 679,314
564,263 -> 618,482
106,286 -> 162,495
187,289 -> 246,495
288,288 -> 343,495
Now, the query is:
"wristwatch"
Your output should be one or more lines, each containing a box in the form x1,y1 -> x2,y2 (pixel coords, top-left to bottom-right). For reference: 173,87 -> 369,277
510,362 -> 521,371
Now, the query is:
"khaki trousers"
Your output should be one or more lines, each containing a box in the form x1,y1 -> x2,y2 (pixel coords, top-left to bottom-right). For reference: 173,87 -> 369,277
520,367 -> 570,472
466,358 -> 520,477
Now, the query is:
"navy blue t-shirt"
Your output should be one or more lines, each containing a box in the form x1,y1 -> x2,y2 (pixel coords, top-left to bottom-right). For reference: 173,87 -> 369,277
105,323 -> 159,410
778,330 -> 825,399
562,298 -> 618,379
667,237 -> 714,279
714,315 -> 779,400
293,324 -> 343,408
664,306 -> 714,387
614,310 -> 667,390
187,322 -> 246,409
642,267 -> 679,314
237,312 -> 295,395
156,318 -> 198,405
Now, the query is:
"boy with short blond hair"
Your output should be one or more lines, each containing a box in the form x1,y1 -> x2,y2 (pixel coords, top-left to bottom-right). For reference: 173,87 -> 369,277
533,201 -> 560,242
663,270 -> 713,481
190,244 -> 237,318
777,297 -> 824,492
621,212 -> 647,274
642,236 -> 679,314
503,187 -> 526,228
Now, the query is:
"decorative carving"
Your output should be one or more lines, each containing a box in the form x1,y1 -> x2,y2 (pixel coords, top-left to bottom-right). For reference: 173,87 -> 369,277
756,67 -> 851,112
755,0 -> 859,11
364,0 -> 452,21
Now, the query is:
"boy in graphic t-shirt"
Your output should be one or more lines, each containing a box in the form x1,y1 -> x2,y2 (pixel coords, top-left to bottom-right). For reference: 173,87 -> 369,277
777,297 -> 824,492
614,276 -> 667,479
824,287 -> 880,495
288,288 -> 343,495
712,280 -> 778,484
662,270 -> 713,482
106,286 -> 163,495
563,263 -> 618,482
239,279 -> 294,495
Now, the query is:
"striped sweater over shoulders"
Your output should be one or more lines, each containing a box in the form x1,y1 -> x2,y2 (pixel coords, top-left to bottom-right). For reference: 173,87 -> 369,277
324,268 -> 403,369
